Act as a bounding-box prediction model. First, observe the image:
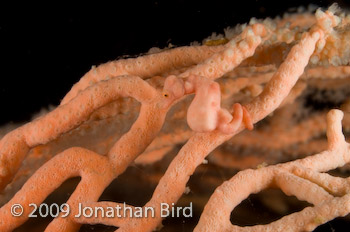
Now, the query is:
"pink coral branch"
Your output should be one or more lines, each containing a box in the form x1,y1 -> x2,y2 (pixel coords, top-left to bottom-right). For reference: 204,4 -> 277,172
0,75 -> 158,191
1,5 -> 349,232
0,148 -> 113,231
179,24 -> 266,79
195,109 -> 350,232
61,46 -> 224,105
115,13 -> 328,231
0,74 -> 185,231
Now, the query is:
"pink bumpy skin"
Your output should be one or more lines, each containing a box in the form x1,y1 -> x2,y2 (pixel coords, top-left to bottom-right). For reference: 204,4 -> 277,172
164,75 -> 253,134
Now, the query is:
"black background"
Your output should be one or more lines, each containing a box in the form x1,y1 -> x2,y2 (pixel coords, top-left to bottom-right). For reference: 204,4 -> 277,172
0,0 -> 347,126
1,1 -> 350,231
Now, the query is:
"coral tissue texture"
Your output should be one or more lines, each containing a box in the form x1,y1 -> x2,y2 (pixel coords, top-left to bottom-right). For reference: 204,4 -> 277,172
2,4 -> 350,232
